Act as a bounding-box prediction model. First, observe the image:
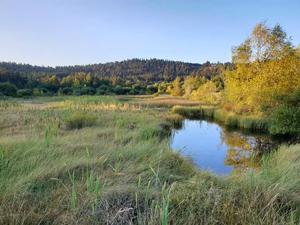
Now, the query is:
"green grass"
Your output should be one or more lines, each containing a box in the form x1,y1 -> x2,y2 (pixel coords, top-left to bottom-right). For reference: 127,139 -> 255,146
172,105 -> 270,131
0,96 -> 298,224
65,111 -> 97,129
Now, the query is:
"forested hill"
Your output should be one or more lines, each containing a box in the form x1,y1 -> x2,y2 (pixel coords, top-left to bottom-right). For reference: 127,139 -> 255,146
0,59 -> 232,82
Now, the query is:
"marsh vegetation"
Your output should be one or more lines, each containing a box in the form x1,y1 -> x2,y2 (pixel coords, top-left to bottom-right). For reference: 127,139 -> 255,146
0,96 -> 299,224
0,21 -> 299,224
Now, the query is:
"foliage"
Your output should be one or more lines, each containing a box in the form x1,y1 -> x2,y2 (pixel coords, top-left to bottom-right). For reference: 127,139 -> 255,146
0,82 -> 17,96
170,76 -> 183,96
225,21 -> 300,114
0,59 -> 232,97
16,89 -> 33,97
190,80 -> 219,104
65,111 -> 97,129
270,105 -> 300,136
268,90 -> 300,136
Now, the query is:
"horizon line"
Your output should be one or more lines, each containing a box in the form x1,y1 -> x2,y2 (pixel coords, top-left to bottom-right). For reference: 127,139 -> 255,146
0,58 -> 232,68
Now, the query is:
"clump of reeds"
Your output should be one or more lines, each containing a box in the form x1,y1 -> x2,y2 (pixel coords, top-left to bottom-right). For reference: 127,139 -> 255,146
165,114 -> 183,128
65,111 -> 97,129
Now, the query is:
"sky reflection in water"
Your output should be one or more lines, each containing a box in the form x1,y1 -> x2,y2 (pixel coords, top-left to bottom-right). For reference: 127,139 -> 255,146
170,119 -> 277,174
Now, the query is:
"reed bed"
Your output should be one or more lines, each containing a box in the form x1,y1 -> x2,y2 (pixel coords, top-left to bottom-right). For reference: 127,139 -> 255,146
0,96 -> 298,224
172,105 -> 270,131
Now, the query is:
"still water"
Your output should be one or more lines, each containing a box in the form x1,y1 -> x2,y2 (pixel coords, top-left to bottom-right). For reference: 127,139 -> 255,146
170,119 -> 278,174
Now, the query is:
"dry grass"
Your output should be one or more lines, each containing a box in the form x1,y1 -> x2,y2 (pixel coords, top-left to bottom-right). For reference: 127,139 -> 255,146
0,96 -> 298,224
130,95 -> 202,108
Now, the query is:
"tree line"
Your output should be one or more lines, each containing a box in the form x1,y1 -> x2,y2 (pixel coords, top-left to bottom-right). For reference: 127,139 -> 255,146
0,59 -> 232,97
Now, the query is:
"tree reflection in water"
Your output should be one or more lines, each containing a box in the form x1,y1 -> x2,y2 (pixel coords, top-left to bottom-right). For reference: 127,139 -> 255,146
220,127 -> 277,173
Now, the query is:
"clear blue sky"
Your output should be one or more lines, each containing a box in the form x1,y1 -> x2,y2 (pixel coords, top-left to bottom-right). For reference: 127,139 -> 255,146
1,0 -> 299,66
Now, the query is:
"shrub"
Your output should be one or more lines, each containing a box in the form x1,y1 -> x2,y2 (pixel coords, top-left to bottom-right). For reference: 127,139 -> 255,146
96,89 -> 105,95
0,82 -> 17,96
114,85 -> 124,95
128,90 -> 135,95
147,85 -> 158,94
99,84 -> 108,90
62,87 -> 73,95
17,89 -> 33,97
81,87 -> 96,95
138,90 -> 145,95
33,88 -> 41,96
122,87 -> 131,94
270,105 -> 300,136
73,88 -> 82,96
65,111 -> 97,129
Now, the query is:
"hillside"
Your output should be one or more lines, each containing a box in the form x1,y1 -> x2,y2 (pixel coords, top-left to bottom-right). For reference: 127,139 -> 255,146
0,59 -> 232,83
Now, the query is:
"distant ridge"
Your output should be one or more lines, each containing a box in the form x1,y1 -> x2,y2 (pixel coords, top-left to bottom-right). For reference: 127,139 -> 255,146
0,58 -> 232,82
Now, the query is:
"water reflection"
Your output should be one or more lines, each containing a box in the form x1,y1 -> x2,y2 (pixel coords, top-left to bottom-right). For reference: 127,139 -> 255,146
170,119 -> 278,174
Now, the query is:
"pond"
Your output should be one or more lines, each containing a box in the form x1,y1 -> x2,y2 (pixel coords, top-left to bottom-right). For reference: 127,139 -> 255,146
170,119 -> 279,174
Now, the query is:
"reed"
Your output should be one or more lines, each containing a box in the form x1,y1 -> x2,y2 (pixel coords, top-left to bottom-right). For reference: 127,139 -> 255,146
172,105 -> 270,131
0,96 -> 297,224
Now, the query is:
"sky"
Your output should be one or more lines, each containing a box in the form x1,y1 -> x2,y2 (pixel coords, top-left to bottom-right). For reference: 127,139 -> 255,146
1,0 -> 299,67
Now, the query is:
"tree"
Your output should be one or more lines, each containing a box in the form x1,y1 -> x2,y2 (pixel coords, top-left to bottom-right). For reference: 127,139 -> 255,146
190,81 -> 218,103
183,75 -> 195,97
86,72 -> 93,85
171,77 -> 183,96
225,21 -> 300,114
73,78 -> 81,88
49,75 -> 60,86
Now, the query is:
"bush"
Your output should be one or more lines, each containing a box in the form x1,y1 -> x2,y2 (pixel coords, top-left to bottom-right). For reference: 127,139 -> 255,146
96,89 -> 105,95
138,90 -> 145,95
122,87 -> 131,94
33,88 -> 41,96
147,85 -> 158,94
62,87 -> 73,95
99,84 -> 108,90
114,85 -> 124,95
17,89 -> 33,97
0,82 -> 17,96
73,88 -> 82,96
270,105 -> 300,136
81,87 -> 96,95
128,90 -> 135,95
65,111 -> 97,129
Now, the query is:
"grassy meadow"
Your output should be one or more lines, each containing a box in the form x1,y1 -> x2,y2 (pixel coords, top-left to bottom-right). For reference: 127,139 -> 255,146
0,95 -> 299,224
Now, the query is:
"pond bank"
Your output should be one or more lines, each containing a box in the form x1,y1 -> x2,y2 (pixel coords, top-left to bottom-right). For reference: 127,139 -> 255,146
170,119 -> 278,174
172,105 -> 270,131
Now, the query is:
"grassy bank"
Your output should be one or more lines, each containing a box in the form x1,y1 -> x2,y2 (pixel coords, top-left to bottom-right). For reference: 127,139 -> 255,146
0,96 -> 298,224
172,105 -> 270,131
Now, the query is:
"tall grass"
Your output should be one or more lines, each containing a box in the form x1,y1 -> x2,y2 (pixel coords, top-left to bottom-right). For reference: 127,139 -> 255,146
0,96 -> 298,224
172,105 -> 270,131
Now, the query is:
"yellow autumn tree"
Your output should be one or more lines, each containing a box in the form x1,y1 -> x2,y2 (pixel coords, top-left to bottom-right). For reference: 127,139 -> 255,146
190,80 -> 218,104
171,76 -> 183,96
225,21 -> 300,114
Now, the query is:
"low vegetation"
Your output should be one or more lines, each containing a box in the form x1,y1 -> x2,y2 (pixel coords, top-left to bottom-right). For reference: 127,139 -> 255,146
172,105 -> 270,131
65,111 -> 98,129
0,21 -> 299,224
0,96 -> 299,224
